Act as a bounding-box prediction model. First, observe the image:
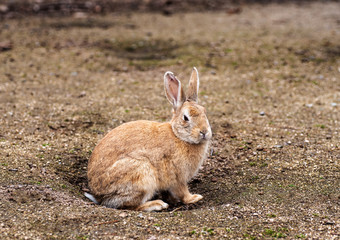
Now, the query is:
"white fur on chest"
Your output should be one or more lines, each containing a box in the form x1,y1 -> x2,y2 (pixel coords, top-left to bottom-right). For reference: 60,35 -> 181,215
185,141 -> 210,182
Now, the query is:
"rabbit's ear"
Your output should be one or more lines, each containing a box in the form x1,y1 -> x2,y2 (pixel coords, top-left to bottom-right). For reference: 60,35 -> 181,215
186,67 -> 199,102
164,71 -> 185,110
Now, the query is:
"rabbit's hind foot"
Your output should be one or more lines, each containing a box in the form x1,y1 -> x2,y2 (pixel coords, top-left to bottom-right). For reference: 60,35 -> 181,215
183,194 -> 203,204
136,200 -> 169,212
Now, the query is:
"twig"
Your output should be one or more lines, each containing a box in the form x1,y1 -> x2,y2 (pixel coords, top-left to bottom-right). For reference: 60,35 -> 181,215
170,206 -> 183,213
94,220 -> 119,226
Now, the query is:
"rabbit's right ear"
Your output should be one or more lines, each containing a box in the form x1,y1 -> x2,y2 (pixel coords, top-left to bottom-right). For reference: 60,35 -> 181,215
164,71 -> 185,110
186,67 -> 199,103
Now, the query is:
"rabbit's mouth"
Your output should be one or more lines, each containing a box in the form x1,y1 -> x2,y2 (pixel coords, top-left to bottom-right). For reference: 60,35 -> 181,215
191,131 -> 212,144
199,131 -> 212,143
179,134 -> 207,145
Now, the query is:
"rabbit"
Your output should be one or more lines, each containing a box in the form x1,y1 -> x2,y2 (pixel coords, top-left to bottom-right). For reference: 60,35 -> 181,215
86,67 -> 212,211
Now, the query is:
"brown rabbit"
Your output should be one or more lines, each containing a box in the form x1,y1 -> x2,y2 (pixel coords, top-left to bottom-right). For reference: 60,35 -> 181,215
86,67 -> 212,211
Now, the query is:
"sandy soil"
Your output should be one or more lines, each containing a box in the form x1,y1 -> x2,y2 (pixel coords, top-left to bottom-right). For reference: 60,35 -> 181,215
0,2 -> 339,239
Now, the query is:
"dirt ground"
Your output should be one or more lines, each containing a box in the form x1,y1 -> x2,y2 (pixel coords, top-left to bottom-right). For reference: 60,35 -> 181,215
0,2 -> 339,239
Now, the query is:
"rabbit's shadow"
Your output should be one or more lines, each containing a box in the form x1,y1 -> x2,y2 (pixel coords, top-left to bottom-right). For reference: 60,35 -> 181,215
55,153 -> 89,192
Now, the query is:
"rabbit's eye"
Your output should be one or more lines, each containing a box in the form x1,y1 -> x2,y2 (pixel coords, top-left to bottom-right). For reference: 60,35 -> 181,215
183,115 -> 189,121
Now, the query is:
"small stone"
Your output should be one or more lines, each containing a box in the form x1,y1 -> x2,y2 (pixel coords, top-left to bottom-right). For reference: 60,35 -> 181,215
323,221 -> 335,225
94,5 -> 102,13
73,12 -> 88,19
259,111 -> 265,116
256,145 -> 264,151
330,102 -> 337,107
0,41 -> 12,51
273,145 -> 283,148
78,91 -> 86,98
33,4 -> 40,12
306,104 -> 313,108
230,134 -> 237,138
0,4 -> 8,13
119,212 -> 128,218
297,142 -> 305,148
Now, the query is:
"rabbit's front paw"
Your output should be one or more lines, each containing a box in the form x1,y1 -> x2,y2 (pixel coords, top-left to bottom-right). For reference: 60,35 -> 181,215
183,194 -> 203,204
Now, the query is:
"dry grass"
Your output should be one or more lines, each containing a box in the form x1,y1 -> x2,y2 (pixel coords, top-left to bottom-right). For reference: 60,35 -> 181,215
0,2 -> 339,239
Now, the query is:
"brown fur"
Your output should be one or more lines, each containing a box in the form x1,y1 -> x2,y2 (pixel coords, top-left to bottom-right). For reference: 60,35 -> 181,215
87,68 -> 211,211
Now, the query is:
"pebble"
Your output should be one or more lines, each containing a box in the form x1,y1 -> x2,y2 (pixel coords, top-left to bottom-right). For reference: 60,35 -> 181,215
211,177 -> 218,182
306,104 -> 313,108
259,111 -> 265,116
273,145 -> 283,148
73,12 -> 88,19
256,145 -> 264,151
330,102 -> 337,107
78,91 -> 86,98
119,212 -> 128,218
323,221 -> 335,225
0,4 -> 8,13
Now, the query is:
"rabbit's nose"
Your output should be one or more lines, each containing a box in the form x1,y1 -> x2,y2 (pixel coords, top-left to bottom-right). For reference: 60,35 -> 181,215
200,131 -> 206,139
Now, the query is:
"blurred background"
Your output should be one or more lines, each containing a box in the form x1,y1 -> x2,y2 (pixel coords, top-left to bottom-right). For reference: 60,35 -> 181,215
0,0 -> 338,16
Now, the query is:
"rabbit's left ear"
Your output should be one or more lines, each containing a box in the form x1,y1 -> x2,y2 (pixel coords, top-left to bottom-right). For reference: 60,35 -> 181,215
164,71 -> 185,110
186,67 -> 199,102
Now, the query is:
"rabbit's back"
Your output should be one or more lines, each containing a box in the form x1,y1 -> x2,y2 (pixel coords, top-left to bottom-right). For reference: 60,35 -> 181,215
89,120 -> 174,165
88,120 -> 175,195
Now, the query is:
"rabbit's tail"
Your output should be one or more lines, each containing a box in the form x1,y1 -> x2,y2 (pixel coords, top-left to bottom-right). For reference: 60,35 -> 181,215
84,192 -> 99,204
